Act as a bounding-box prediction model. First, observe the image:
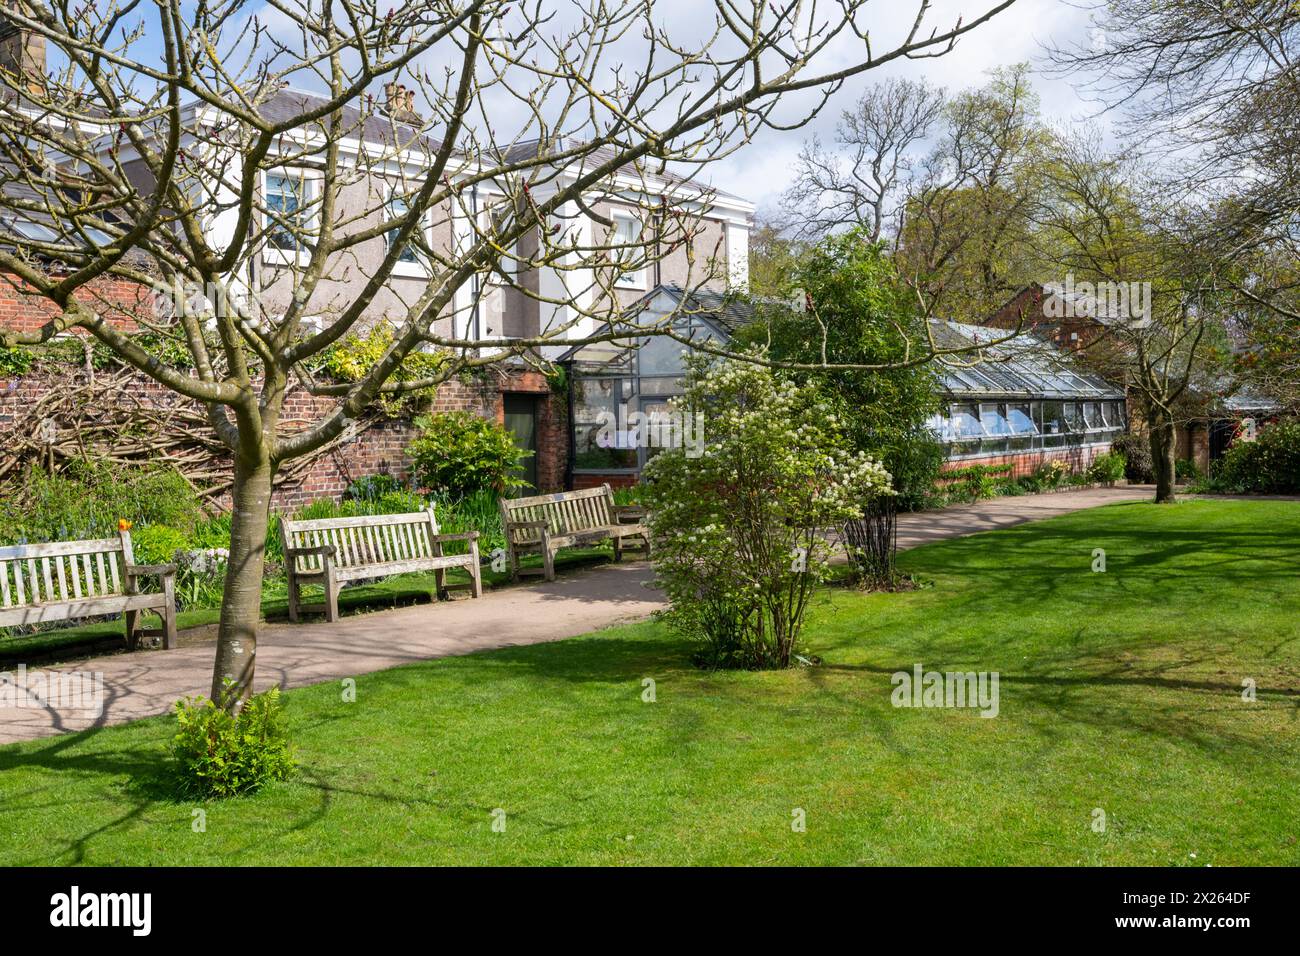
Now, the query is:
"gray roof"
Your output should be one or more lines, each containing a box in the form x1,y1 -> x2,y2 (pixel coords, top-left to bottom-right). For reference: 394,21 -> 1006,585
255,88 -> 441,154
502,138 -> 751,203
0,157 -> 126,260
649,283 -> 753,334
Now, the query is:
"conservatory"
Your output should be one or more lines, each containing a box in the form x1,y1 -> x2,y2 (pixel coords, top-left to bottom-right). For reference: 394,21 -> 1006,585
925,320 -> 1127,472
557,285 -> 751,488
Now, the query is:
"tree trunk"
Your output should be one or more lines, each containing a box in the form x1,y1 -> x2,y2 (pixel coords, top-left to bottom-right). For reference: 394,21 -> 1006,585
1149,412 -> 1178,504
210,451 -> 275,704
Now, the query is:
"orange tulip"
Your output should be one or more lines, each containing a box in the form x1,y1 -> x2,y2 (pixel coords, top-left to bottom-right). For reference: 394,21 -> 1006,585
118,519 -> 133,532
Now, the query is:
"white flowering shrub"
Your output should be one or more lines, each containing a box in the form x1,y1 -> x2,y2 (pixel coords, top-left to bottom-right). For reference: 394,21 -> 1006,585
641,353 -> 893,669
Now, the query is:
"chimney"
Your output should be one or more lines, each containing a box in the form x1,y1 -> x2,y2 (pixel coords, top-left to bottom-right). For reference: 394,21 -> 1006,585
0,2 -> 45,97
382,81 -> 421,125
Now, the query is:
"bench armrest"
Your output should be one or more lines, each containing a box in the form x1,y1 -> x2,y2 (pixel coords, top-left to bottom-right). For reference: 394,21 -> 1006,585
285,545 -> 337,559
126,562 -> 178,577
431,531 -> 480,543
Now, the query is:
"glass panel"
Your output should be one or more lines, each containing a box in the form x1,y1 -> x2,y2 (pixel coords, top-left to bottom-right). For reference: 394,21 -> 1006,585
1063,402 -> 1085,432
949,404 -> 983,440
638,333 -> 686,376
387,191 -> 420,263
1041,401 -> 1066,445
1007,403 -> 1037,434
980,403 -> 1011,436
1083,402 -> 1103,430
572,378 -> 637,470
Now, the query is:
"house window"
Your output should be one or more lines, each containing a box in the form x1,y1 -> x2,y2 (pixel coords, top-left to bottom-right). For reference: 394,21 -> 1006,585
265,172 -> 312,251
611,212 -> 645,289
387,188 -> 420,263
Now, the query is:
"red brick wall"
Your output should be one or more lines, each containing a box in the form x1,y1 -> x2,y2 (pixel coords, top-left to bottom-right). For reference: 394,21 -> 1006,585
939,441 -> 1116,481
0,367 -> 568,512
572,472 -> 638,491
0,273 -> 154,334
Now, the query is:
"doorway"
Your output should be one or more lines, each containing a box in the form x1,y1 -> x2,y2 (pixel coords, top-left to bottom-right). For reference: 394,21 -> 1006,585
503,394 -> 539,493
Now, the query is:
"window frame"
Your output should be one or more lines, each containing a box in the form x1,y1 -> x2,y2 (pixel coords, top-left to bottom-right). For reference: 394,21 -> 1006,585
610,209 -> 646,291
262,168 -> 321,266
386,182 -> 430,277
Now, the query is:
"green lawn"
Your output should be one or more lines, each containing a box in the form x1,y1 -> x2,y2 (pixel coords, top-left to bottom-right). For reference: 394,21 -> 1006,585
2,498 -> 1297,865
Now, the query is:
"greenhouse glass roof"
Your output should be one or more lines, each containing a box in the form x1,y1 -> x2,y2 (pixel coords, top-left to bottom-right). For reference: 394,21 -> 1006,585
929,320 -> 1123,400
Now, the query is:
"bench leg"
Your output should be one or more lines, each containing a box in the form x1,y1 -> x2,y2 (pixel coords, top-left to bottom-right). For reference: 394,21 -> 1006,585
161,575 -> 177,650
468,538 -> 483,598
124,609 -> 139,650
614,534 -> 623,563
286,569 -> 300,623
324,570 -> 340,623
543,546 -> 556,583
435,567 -> 447,600
507,542 -> 520,582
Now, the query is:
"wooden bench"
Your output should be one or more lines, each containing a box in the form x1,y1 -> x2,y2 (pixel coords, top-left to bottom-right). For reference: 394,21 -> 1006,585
280,508 -> 482,623
499,485 -> 649,582
0,531 -> 178,649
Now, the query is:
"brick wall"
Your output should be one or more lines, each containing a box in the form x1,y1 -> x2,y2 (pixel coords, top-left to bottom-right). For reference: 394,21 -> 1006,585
571,472 -> 638,491
0,273 -> 154,334
940,441 -> 1116,481
0,365 -> 568,512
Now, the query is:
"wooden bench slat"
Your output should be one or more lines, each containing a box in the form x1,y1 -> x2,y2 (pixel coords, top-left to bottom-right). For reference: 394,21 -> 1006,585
499,484 -> 648,582
280,507 -> 481,623
0,532 -> 175,648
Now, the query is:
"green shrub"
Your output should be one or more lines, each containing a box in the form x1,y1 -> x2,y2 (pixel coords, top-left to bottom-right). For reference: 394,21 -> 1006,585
1088,451 -> 1126,483
428,488 -> 504,555
935,464 -> 1013,502
642,354 -> 892,670
1175,457 -> 1201,483
345,474 -> 405,502
612,485 -> 642,506
373,490 -> 427,514
171,685 -> 295,799
407,411 -> 530,498
317,325 -> 446,417
0,344 -> 35,376
130,524 -> 192,566
1111,432 -> 1153,483
1213,418 -> 1300,494
0,462 -> 204,545
1033,459 -> 1070,487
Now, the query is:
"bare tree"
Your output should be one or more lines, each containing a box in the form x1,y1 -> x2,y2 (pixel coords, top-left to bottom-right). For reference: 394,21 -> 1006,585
781,76 -> 944,241
1032,139 -> 1230,503
1048,1 -> 1300,343
0,0 -> 1019,705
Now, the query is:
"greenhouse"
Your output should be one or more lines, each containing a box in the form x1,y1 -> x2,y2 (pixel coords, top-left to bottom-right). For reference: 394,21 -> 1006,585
558,291 -> 1128,487
926,320 -> 1127,461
